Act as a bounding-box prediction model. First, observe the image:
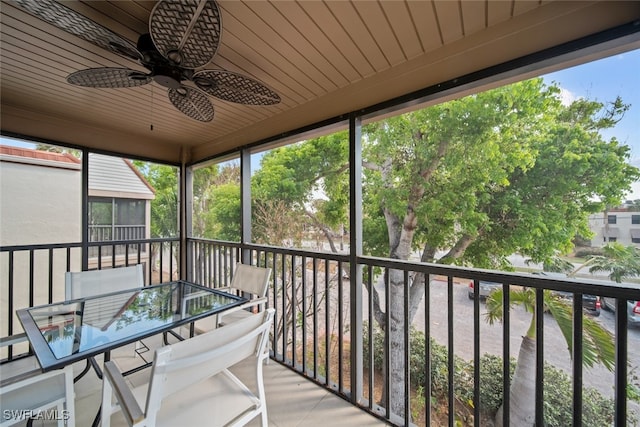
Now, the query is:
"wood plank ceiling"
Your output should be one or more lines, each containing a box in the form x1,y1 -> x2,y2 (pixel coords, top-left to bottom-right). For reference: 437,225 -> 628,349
1,1 -> 639,165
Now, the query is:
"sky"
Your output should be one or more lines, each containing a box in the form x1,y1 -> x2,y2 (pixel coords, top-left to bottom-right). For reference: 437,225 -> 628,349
2,48 -> 638,196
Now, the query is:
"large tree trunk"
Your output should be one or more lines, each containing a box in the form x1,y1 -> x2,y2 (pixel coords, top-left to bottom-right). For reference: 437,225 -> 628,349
495,335 -> 537,427
387,268 -> 409,419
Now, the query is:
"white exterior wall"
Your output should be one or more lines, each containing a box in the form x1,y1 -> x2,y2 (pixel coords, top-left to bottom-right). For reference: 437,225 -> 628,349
1,152 -> 156,341
0,159 -> 81,246
588,211 -> 640,247
0,157 -> 83,333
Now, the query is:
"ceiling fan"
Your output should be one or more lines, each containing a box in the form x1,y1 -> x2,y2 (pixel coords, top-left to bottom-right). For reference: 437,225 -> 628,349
14,0 -> 281,122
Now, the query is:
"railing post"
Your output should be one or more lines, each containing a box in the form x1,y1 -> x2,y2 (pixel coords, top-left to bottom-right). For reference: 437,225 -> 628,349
349,113 -> 363,405
81,150 -> 89,271
240,148 -> 252,265
182,158 -> 192,282
615,298 -> 628,426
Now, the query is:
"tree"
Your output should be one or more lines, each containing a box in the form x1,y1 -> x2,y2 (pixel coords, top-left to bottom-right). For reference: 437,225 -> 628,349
34,143 -> 81,157
252,135 -> 349,248
359,79 -> 637,417
130,161 -> 179,279
494,242 -> 639,424
583,242 -> 640,282
204,78 -> 638,420
192,162 -> 241,240
131,162 -> 179,239
485,288 -> 615,425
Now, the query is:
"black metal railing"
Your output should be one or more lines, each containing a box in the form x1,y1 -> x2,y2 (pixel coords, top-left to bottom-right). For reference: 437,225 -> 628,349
186,238 -> 640,427
2,237 -> 638,426
88,225 -> 147,257
0,238 -> 179,361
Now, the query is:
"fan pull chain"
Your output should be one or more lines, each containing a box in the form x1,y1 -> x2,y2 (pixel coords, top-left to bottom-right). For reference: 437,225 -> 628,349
150,85 -> 154,131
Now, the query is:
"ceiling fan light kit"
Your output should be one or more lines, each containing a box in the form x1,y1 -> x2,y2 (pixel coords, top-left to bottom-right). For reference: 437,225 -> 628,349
14,0 -> 281,122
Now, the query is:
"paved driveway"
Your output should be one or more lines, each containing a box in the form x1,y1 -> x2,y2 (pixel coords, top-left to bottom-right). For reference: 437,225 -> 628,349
411,277 -> 640,403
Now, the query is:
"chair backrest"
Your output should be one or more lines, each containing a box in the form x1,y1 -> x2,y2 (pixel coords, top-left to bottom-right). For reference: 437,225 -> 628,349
229,263 -> 271,298
65,264 -> 144,300
145,309 -> 275,414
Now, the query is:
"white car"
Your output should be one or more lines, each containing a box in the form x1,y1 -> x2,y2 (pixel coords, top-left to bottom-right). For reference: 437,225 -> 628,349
601,297 -> 640,327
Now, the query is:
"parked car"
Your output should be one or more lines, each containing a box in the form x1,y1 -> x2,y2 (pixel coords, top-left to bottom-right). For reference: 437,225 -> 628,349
468,280 -> 501,300
601,297 -> 640,327
534,272 -> 601,317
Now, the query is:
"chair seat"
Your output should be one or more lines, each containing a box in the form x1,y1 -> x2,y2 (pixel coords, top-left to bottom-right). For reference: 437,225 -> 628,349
218,309 -> 253,326
108,369 -> 263,427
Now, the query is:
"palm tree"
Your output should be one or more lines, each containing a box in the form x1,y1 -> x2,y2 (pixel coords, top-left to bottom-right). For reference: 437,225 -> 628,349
583,242 -> 640,283
485,287 -> 615,426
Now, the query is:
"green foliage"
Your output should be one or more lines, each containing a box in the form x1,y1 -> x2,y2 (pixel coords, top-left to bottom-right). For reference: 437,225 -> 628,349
360,78 -> 638,267
34,143 -> 81,158
191,162 -> 241,239
207,183 -> 241,241
251,133 -> 350,247
586,242 -> 640,282
542,364 -> 620,427
574,247 -> 604,258
485,288 -> 616,371
362,323 -> 635,425
628,366 -> 640,404
131,161 -> 178,238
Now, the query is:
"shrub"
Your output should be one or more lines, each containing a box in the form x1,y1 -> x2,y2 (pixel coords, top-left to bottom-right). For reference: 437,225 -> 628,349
574,247 -> 604,258
362,322 -> 637,426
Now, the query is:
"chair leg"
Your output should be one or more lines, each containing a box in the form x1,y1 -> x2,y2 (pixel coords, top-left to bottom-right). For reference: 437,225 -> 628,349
64,365 -> 76,427
257,359 -> 268,426
56,402 -> 65,427
101,376 -> 113,427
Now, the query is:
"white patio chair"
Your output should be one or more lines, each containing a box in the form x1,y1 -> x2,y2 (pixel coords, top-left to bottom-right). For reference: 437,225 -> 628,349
65,264 -> 148,375
65,264 -> 144,300
101,308 -> 275,427
216,263 -> 271,327
0,334 -> 75,427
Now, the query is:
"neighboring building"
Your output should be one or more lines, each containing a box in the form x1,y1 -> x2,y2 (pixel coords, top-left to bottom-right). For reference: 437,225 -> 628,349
0,145 -> 154,306
0,146 -> 82,246
86,153 -> 155,260
588,206 -> 640,247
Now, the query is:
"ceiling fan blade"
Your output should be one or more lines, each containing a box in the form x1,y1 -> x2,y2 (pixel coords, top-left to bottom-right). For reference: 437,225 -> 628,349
150,0 -> 221,69
192,70 -> 281,105
13,0 -> 143,62
67,68 -> 151,88
167,86 -> 214,122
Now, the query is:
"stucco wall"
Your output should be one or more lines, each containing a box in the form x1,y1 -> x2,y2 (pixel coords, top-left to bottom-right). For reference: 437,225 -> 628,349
1,159 -> 82,246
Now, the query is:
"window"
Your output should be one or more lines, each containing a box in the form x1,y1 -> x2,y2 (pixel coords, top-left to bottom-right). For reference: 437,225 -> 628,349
633,215 -> 640,225
88,197 -> 146,257
89,197 -> 145,241
632,237 -> 640,244
608,215 -> 617,224
608,237 -> 617,242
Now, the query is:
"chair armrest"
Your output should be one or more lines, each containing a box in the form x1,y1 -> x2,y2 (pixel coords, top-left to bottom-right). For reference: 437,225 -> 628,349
0,333 -> 28,348
0,368 -> 43,388
104,361 -> 145,426
219,297 -> 267,317
239,296 -> 267,309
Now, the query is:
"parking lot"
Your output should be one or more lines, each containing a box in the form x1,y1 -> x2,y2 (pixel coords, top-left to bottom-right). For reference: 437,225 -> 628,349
411,278 -> 640,402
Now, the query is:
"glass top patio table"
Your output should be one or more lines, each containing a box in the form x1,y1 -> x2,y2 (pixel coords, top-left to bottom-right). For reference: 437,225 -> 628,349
17,281 -> 246,372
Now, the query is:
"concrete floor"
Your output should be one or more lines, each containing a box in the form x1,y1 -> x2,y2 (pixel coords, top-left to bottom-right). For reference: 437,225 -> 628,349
3,335 -> 386,427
